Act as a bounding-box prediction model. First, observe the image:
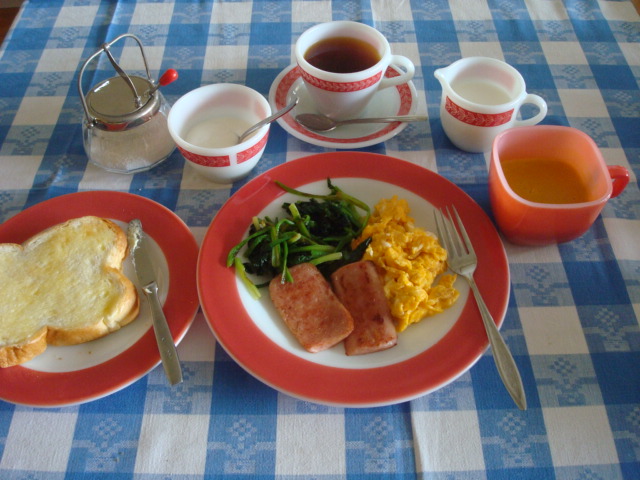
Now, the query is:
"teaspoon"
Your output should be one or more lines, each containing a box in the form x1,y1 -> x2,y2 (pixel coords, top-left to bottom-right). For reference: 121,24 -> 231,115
237,97 -> 299,144
295,113 -> 428,132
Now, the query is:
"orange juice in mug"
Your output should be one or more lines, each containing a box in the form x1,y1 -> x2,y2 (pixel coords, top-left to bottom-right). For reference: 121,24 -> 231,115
500,158 -> 592,205
489,126 -> 629,245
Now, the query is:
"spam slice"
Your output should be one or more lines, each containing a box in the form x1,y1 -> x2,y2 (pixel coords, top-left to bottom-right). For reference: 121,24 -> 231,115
0,216 -> 139,368
331,261 -> 397,356
269,263 -> 354,353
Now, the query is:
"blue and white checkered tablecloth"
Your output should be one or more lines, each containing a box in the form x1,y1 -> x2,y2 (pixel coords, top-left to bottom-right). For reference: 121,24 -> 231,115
1,0 -> 639,478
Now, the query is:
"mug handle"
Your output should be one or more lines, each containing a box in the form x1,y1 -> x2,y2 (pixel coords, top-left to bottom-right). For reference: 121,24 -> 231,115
608,165 -> 630,198
514,94 -> 548,127
378,55 -> 415,90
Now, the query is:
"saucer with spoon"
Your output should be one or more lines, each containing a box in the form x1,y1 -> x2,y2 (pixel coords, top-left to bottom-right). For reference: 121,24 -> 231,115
295,113 -> 427,133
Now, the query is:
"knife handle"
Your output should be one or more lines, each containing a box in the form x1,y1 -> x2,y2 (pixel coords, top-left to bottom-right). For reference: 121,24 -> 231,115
144,283 -> 183,385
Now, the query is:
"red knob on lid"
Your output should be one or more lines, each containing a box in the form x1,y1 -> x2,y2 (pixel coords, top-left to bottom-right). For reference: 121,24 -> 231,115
158,69 -> 178,86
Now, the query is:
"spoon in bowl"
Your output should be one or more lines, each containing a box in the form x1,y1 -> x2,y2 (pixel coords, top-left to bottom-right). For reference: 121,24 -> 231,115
295,113 -> 428,133
237,96 -> 299,144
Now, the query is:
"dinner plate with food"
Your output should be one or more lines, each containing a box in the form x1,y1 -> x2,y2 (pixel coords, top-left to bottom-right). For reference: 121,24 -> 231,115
0,191 -> 199,407
198,152 -> 509,407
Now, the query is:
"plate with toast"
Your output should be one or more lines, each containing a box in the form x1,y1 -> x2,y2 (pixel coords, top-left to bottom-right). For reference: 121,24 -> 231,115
0,191 -> 199,407
198,152 -> 510,407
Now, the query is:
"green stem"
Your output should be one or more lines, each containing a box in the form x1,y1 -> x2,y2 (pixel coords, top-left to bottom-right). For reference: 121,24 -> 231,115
233,257 -> 261,299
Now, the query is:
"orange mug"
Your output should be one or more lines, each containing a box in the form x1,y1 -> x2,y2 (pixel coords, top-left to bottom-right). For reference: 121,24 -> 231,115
489,126 -> 629,245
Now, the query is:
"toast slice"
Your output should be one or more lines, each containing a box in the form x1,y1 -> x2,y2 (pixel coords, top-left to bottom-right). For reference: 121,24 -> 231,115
0,216 -> 140,368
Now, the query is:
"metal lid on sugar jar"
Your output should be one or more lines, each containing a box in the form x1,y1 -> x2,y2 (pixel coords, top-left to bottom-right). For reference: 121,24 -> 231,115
78,33 -> 177,132
85,75 -> 160,131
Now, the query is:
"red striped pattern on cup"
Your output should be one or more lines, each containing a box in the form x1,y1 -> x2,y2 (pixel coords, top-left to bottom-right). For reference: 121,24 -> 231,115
445,97 -> 514,127
299,68 -> 383,92
177,132 -> 269,167
238,133 -> 269,162
178,147 -> 230,167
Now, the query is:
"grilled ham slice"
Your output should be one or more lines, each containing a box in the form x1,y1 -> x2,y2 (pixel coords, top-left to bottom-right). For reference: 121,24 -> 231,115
331,260 -> 397,356
269,263 -> 354,353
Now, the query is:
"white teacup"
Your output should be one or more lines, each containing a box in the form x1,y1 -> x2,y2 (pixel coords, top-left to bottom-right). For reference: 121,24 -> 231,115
294,21 -> 415,120
167,84 -> 271,184
435,57 -> 547,153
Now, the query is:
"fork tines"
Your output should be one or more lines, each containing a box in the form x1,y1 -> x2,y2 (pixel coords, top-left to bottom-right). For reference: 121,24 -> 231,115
434,205 -> 473,258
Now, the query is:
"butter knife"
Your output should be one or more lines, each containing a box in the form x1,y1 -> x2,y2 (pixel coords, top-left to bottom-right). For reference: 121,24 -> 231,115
127,219 -> 183,385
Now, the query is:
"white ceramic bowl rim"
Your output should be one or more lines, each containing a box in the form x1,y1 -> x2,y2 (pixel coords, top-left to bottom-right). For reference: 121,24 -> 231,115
437,56 -> 528,110
167,83 -> 272,156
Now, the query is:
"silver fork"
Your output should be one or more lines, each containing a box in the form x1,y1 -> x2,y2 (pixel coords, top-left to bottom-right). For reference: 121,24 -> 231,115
435,206 -> 527,410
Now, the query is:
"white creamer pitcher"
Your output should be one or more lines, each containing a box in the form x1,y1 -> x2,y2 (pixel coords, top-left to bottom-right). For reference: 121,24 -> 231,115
435,57 -> 547,153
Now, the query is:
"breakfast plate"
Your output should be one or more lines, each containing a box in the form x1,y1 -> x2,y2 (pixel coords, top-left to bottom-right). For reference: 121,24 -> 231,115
268,64 -> 418,149
198,152 -> 510,407
0,191 -> 199,407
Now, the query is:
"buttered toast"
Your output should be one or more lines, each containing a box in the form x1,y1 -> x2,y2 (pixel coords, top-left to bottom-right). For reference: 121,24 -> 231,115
0,216 -> 140,368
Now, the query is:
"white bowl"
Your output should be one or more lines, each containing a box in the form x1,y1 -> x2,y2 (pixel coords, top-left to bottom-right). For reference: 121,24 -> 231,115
168,83 -> 272,183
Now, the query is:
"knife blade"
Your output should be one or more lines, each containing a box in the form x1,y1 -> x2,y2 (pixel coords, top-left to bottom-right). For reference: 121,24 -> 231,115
127,219 -> 183,385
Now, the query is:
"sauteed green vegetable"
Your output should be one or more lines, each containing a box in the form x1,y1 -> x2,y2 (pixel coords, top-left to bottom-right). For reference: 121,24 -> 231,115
227,179 -> 371,298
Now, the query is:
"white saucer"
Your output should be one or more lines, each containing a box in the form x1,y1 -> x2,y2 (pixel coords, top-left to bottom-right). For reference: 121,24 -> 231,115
268,64 -> 419,149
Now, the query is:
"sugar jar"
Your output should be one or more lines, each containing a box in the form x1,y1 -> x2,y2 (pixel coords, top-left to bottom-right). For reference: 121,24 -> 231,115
78,34 -> 177,173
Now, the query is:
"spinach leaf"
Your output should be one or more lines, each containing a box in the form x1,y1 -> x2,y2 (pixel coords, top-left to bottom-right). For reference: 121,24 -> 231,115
227,179 -> 371,298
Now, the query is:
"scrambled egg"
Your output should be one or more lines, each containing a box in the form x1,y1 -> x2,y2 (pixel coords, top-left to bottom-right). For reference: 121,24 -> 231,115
353,196 -> 459,332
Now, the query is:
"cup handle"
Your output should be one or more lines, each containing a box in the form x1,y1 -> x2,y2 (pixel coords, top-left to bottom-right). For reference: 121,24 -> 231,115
514,94 -> 548,127
608,165 -> 630,198
378,55 -> 415,90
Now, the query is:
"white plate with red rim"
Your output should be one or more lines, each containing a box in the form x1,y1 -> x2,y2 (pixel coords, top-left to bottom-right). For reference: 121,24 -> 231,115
198,152 -> 510,407
268,64 -> 418,149
0,191 -> 200,407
